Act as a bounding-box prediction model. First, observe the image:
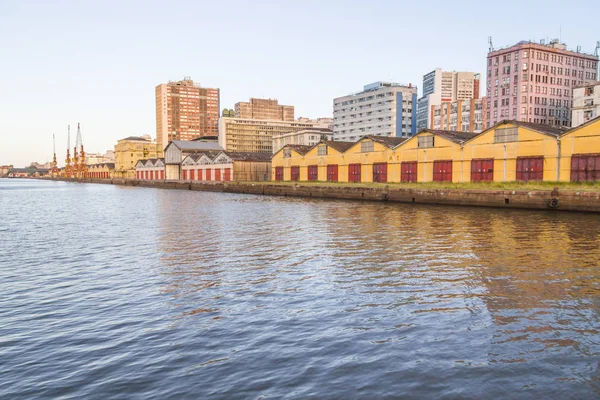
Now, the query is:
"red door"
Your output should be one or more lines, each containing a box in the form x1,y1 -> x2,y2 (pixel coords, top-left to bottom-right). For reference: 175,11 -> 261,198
291,166 -> 300,181
373,163 -> 387,183
215,169 -> 221,181
160,170 -> 164,180
206,169 -> 212,181
327,165 -> 338,182
401,162 -> 417,182
471,159 -> 494,182
308,165 -> 318,181
516,157 -> 544,181
571,155 -> 600,182
224,168 -> 231,181
275,166 -> 284,181
433,160 -> 452,182
348,164 -> 361,183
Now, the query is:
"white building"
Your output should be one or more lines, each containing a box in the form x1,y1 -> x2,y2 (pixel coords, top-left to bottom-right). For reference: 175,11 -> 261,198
416,69 -> 480,131
272,128 -> 333,154
572,81 -> 600,127
333,81 -> 418,141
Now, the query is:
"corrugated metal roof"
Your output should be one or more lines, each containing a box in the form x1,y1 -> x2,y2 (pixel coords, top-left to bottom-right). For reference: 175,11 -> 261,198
496,120 -> 568,137
422,130 -> 480,144
119,136 -> 150,142
170,140 -> 224,151
320,140 -> 355,153
222,152 -> 273,162
284,144 -> 312,155
365,135 -> 408,148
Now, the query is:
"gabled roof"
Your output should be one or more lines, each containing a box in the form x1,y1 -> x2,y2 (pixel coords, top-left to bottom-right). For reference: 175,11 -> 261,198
222,151 -> 273,162
495,119 -> 568,137
364,135 -> 408,149
284,144 -> 312,155
169,140 -> 224,152
561,114 -> 600,136
320,140 -> 355,153
419,129 -> 479,144
120,136 -> 150,142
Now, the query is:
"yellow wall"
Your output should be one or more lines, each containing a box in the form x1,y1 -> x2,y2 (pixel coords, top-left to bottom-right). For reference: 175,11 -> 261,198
271,118 -> 600,183
462,122 -> 560,182
397,133 -> 464,182
114,139 -> 161,179
558,120 -> 600,181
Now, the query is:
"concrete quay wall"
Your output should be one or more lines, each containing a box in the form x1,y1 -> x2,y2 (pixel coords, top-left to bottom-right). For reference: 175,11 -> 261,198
48,178 -> 600,213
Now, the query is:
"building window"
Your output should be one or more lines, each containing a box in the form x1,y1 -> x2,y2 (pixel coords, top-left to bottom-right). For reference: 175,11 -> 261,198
283,148 -> 291,158
318,145 -> 328,156
361,141 -> 374,152
418,136 -> 434,148
494,127 -> 518,143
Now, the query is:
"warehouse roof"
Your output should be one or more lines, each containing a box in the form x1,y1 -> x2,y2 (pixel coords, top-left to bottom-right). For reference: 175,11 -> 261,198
320,140 -> 355,153
222,152 -> 273,162
420,129 -> 479,144
364,135 -> 409,148
498,120 -> 568,137
169,140 -> 224,152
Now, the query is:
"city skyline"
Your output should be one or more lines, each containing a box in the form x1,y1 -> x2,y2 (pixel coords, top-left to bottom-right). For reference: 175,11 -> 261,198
1,0 -> 599,166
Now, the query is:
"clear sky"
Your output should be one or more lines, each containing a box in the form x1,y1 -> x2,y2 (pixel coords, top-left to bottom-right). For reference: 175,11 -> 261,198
1,0 -> 598,167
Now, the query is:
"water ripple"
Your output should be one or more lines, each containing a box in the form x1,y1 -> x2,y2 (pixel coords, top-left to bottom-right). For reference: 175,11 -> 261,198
1,179 -> 599,399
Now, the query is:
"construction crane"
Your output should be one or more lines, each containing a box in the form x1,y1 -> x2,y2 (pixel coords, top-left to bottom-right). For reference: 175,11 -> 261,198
75,123 -> 87,178
51,134 -> 59,177
64,125 -> 72,178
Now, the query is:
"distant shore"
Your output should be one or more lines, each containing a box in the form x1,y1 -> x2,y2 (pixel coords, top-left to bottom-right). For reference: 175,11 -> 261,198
35,177 -> 600,213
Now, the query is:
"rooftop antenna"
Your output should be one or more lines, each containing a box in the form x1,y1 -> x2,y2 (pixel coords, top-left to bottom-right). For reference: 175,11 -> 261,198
559,25 -> 562,43
594,41 -> 600,57
488,36 -> 494,52
577,45 -> 581,53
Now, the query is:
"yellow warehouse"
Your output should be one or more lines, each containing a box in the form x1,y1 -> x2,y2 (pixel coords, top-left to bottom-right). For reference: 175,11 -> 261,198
396,130 -> 477,183
461,120 -> 565,182
558,116 -> 600,182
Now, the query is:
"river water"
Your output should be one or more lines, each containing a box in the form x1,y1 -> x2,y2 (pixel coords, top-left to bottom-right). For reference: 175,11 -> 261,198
1,179 -> 599,399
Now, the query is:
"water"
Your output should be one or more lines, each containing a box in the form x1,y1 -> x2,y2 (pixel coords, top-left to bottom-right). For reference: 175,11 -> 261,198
1,179 -> 599,399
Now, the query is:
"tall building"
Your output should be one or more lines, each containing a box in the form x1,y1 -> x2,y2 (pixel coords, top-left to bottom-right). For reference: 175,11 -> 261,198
572,81 -> 600,127
155,77 -> 220,151
417,69 -> 480,132
333,81 -> 418,141
114,135 -> 162,179
431,98 -> 487,133
272,128 -> 333,153
234,98 -> 294,121
486,39 -> 599,128
218,118 -> 320,153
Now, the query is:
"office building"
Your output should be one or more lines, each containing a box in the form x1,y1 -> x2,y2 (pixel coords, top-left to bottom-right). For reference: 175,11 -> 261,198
235,98 -> 294,121
272,128 -> 333,153
417,69 -> 480,132
155,77 -> 220,150
572,81 -> 600,127
486,39 -> 599,128
333,81 -> 418,141
431,98 -> 487,132
218,118 -> 320,153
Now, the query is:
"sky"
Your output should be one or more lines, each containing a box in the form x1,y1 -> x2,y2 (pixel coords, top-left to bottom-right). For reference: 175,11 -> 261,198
1,0 -> 598,167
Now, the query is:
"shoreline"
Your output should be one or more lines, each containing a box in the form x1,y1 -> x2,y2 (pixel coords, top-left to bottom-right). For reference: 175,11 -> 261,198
37,177 -> 600,213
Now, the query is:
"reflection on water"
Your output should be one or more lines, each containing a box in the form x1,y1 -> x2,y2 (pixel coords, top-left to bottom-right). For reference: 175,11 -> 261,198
1,179 -> 599,398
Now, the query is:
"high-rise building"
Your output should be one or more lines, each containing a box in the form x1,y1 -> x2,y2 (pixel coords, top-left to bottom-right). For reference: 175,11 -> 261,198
218,118 -> 320,153
486,39 -> 599,129
155,77 -> 220,151
333,81 -> 418,141
417,69 -> 480,132
571,81 -> 600,127
234,98 -> 294,121
431,98 -> 487,133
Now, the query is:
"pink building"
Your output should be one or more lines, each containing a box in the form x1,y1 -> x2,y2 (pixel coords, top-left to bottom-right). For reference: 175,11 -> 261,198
486,40 -> 598,128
